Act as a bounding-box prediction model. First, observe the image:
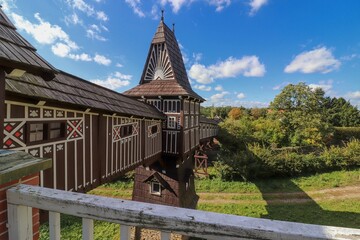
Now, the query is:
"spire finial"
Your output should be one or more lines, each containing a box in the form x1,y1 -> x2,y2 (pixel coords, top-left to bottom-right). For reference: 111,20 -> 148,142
161,9 -> 164,21
172,23 -> 175,33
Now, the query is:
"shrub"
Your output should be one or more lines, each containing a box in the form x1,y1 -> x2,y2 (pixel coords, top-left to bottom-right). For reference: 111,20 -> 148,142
215,139 -> 360,180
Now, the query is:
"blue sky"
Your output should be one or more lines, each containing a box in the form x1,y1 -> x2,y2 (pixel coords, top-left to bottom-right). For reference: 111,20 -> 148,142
1,0 -> 360,107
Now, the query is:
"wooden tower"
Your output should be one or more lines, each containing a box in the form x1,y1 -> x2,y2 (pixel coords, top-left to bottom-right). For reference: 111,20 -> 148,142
124,16 -> 204,209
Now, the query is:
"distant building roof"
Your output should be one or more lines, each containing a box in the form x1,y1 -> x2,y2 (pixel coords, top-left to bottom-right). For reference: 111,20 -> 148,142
0,7 -> 57,80
124,19 -> 204,101
200,116 -> 219,125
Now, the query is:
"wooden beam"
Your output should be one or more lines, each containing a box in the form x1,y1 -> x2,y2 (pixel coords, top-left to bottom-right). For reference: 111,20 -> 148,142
7,184 -> 360,240
0,69 -> 5,149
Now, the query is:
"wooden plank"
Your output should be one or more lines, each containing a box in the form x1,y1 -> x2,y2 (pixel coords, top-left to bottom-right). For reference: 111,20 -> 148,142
82,218 -> 94,240
0,69 -> 5,147
120,225 -> 130,240
161,231 -> 171,240
7,184 -> 360,240
49,211 -> 60,240
7,203 -> 33,240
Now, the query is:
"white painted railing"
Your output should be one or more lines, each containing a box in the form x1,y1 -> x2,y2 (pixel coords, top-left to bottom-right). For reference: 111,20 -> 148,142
7,184 -> 360,240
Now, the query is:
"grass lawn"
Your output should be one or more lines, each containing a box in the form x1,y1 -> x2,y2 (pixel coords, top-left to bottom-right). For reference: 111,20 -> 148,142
39,169 -> 360,239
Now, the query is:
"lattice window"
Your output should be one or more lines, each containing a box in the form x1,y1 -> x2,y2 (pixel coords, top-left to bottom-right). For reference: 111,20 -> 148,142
113,122 -> 139,142
167,116 -> 176,129
184,116 -> 188,129
191,116 -> 194,127
163,100 -> 180,113
190,101 -> 194,114
184,100 -> 189,114
28,121 -> 66,144
148,99 -> 162,111
144,43 -> 174,81
148,123 -> 160,138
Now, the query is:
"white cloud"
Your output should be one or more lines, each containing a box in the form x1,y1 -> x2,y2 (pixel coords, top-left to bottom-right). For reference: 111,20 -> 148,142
308,80 -> 333,93
346,91 -> 360,99
341,54 -> 359,61
11,12 -> 110,65
66,0 -> 108,21
12,13 -> 78,48
0,0 -> 16,11
210,91 -> 230,101
215,85 -> 224,91
194,84 -> 212,91
193,52 -> 203,63
209,0 -> 231,12
249,0 -> 268,16
189,56 -> 266,84
86,24 -> 107,41
272,82 -> 291,90
51,43 -> 72,57
65,13 -> 83,25
125,0 -> 145,17
68,53 -> 92,61
94,54 -> 111,65
96,11 -> 108,21
160,0 -> 188,13
91,72 -> 132,90
116,63 -> 124,68
284,47 -> 341,74
237,93 -> 246,99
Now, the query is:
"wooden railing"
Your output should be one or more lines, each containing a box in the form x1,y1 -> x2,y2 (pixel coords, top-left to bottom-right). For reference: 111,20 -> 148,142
7,184 -> 360,240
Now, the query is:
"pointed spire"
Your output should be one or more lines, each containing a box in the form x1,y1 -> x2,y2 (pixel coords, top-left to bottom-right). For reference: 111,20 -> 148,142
161,9 -> 164,21
172,23 -> 175,33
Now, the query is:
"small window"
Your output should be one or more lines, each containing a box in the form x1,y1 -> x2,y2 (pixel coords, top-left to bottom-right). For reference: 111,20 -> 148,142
29,123 -> 44,142
150,182 -> 161,195
151,125 -> 158,134
167,116 -> 176,129
28,121 -> 66,144
49,122 -> 64,139
120,124 -> 133,138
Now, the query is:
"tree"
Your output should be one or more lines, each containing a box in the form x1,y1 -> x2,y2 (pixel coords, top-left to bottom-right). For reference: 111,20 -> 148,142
228,108 -> 243,120
327,97 -> 360,127
270,83 -> 332,146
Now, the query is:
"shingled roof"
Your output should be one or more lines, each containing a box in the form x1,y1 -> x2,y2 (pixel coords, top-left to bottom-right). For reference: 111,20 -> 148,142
0,7 -> 57,80
124,19 -> 204,101
5,71 -> 164,119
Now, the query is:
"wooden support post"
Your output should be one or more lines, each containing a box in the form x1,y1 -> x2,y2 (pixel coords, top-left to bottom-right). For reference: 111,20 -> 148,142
120,225 -> 131,240
49,211 -> 61,240
0,69 -> 5,149
7,203 -> 33,240
161,231 -> 171,240
82,218 -> 94,240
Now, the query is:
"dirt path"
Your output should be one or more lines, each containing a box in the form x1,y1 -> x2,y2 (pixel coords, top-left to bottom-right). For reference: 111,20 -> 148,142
198,185 -> 360,204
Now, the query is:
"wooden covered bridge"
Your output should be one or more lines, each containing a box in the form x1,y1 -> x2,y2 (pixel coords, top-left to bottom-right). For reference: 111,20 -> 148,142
0,7 -> 218,201
1,6 -> 360,240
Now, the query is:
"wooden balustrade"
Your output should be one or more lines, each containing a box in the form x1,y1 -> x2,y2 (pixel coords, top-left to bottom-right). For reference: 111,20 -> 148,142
7,184 -> 360,240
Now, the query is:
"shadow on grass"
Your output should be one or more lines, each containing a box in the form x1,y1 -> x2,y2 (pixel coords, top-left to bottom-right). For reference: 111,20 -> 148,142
253,179 -> 360,229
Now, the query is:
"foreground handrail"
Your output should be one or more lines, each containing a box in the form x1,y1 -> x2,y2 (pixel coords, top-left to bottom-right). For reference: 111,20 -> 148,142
7,184 -> 360,240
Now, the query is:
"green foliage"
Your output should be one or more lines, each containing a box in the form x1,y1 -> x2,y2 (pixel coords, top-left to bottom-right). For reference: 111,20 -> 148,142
215,139 -> 360,180
228,107 -> 244,120
333,127 -> 360,143
40,215 -> 120,240
327,97 -> 360,127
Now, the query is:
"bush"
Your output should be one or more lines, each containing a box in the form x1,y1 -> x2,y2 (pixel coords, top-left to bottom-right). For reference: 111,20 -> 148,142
333,127 -> 360,144
215,139 -> 360,180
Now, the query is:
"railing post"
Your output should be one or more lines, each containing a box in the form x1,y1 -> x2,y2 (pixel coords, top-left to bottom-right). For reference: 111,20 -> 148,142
49,211 -> 60,240
7,203 -> 33,240
120,225 -> 131,240
83,218 -> 94,240
161,231 -> 171,240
